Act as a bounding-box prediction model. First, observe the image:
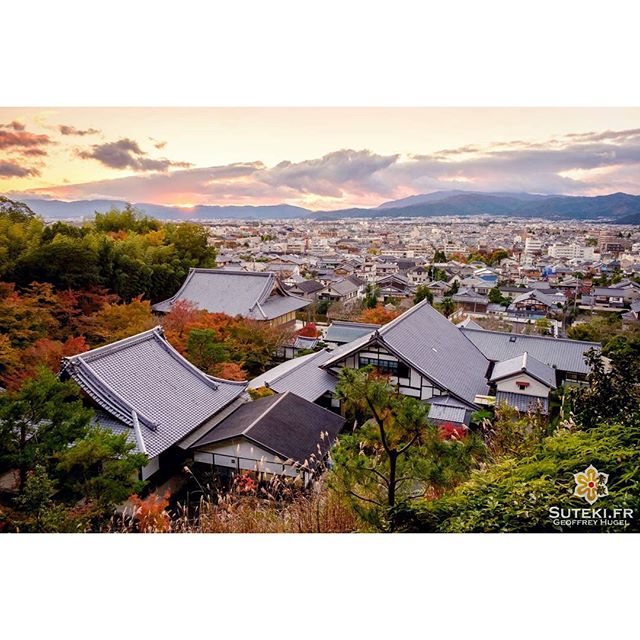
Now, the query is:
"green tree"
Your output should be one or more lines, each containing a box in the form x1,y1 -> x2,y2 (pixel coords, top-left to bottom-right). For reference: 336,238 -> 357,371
0,368 -> 94,490
331,367 -> 484,530
433,250 -> 447,263
488,286 -> 509,306
55,427 -> 146,512
437,297 -> 455,317
396,421 -> 640,532
364,283 -> 380,309
187,328 -> 229,373
413,285 -> 434,305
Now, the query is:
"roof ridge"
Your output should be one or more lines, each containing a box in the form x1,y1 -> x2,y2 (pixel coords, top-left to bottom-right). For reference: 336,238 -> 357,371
378,298 -> 430,336
462,327 -> 601,346
242,392 -> 288,435
64,326 -> 162,363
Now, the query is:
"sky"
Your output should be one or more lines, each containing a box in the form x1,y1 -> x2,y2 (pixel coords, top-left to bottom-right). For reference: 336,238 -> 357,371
2,107 -> 640,210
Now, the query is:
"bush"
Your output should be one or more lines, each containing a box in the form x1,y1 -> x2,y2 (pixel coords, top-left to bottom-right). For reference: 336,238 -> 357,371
395,421 -> 640,532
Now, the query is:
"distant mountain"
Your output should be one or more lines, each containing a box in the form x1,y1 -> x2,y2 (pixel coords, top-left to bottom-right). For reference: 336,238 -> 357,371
376,190 -> 552,209
18,199 -> 311,220
11,191 -> 640,223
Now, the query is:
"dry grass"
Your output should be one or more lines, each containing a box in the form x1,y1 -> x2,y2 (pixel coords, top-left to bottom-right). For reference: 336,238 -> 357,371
110,478 -> 362,534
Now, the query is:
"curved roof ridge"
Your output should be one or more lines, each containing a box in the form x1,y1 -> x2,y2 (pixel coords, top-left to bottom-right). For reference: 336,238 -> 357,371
64,326 -> 162,363
461,327 -> 601,347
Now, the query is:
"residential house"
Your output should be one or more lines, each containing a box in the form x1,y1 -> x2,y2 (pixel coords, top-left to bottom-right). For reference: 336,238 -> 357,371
490,352 -> 557,414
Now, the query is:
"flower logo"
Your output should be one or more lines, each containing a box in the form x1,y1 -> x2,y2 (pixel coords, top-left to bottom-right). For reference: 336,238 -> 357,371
573,465 -> 609,505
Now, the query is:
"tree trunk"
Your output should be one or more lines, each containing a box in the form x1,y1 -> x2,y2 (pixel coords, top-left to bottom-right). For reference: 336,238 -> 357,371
19,423 -> 27,493
388,451 -> 397,510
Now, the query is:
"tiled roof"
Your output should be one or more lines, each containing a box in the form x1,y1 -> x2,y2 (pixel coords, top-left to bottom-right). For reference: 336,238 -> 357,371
325,320 -> 381,344
322,300 -> 490,406
248,348 -> 339,402
62,327 -> 247,458
461,327 -> 599,375
191,391 -> 345,468
490,352 -> 557,388
152,268 -> 309,319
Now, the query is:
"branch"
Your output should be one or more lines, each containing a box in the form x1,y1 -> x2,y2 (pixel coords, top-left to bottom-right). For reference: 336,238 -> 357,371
365,396 -> 391,454
362,465 -> 390,487
348,491 -> 384,508
397,432 -> 419,456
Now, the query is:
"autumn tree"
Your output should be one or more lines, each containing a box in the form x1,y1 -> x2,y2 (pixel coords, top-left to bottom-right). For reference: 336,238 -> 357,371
359,304 -> 401,324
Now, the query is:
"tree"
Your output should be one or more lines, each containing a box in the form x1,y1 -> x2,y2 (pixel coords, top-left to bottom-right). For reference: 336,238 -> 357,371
449,280 -> 460,295
396,420 -> 640,532
0,368 -> 94,491
359,304 -> 401,324
186,328 -> 228,373
331,367 -> 484,530
433,250 -> 447,263
55,427 -> 146,512
437,297 -> 455,317
84,298 -> 155,345
413,285 -> 434,305
568,346 -> 640,430
363,283 -> 379,309
488,286 -> 509,306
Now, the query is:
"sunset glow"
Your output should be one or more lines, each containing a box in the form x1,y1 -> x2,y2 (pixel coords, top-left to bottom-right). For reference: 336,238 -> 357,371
2,107 -> 640,209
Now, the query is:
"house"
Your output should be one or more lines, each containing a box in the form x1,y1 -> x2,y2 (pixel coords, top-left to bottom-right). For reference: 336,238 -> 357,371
507,289 -> 562,317
278,335 -> 319,360
248,348 -> 343,408
152,269 -> 310,326
320,300 -> 490,408
374,273 -> 416,301
61,327 -> 248,481
452,288 -> 489,313
287,279 -> 326,301
460,327 -> 599,384
190,392 -> 345,484
318,277 -> 360,304
490,352 -> 556,414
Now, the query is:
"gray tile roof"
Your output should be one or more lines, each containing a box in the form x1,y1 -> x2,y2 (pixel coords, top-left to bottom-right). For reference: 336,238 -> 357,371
248,348 -> 339,402
325,320 -> 381,345
62,327 -> 247,458
490,352 -> 557,388
496,391 -> 549,414
461,327 -> 599,375
191,391 -> 345,468
322,300 -> 490,406
152,268 -> 309,319
427,395 -> 472,425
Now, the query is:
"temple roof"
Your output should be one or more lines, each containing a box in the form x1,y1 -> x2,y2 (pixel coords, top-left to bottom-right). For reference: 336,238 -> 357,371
62,327 -> 247,458
152,268 -> 309,319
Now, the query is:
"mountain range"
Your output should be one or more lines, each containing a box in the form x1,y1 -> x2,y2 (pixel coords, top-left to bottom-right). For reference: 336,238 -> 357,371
12,191 -> 640,224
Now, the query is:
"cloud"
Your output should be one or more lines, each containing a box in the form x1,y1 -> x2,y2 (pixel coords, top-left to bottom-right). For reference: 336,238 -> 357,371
77,137 -> 192,172
0,161 -> 40,178
58,124 -> 101,136
0,129 -> 53,151
0,120 -> 26,131
17,127 -> 640,207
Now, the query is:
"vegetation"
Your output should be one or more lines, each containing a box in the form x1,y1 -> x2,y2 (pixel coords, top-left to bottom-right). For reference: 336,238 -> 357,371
330,367 -> 485,531
0,369 -> 146,531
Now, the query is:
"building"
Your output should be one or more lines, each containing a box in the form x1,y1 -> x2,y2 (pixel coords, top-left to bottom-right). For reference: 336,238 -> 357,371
190,392 -> 344,484
490,352 -> 557,414
61,327 -> 248,480
324,320 -> 381,347
152,269 -> 310,326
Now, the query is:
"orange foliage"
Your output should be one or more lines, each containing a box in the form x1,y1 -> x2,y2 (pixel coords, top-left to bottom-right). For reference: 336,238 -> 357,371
129,491 -> 172,533
213,361 -> 247,381
359,304 -> 401,324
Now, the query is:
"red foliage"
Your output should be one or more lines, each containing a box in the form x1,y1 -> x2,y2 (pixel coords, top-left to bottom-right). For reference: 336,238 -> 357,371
297,322 -> 319,338
213,361 -> 247,381
233,472 -> 257,495
438,422 -> 468,440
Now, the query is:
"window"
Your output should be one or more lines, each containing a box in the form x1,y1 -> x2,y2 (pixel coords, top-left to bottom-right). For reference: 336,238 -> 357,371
359,355 -> 409,378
